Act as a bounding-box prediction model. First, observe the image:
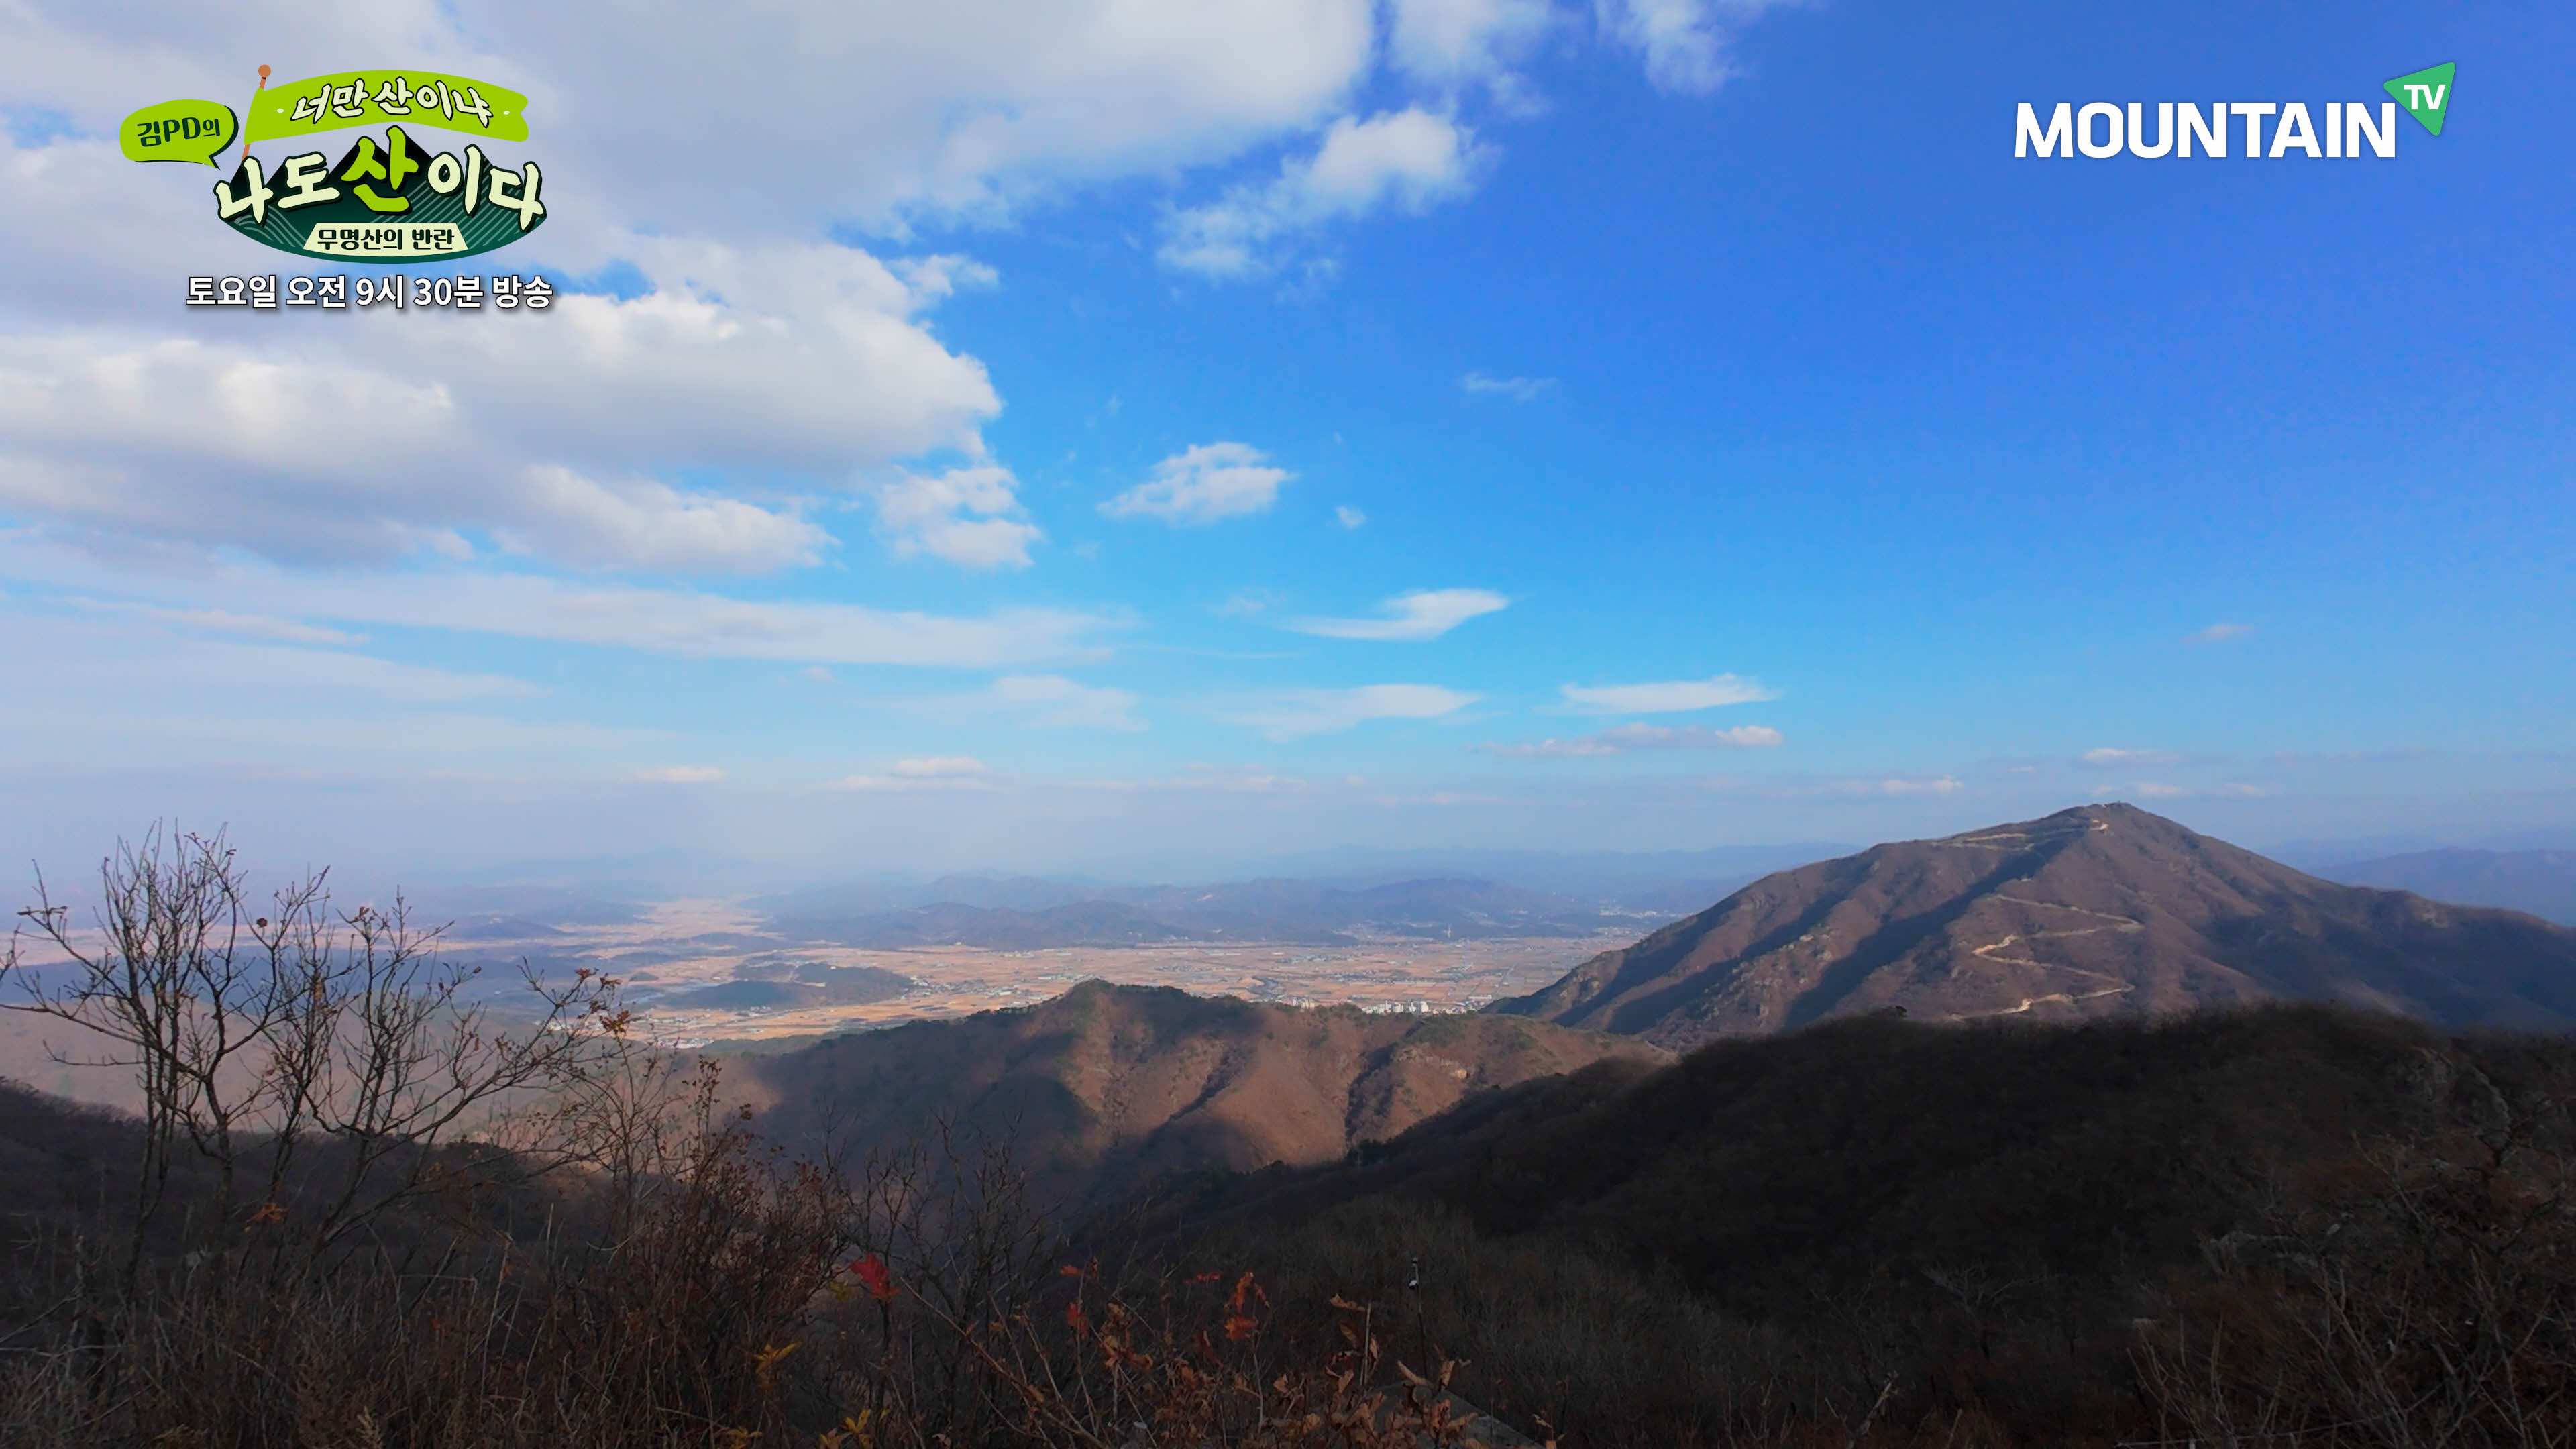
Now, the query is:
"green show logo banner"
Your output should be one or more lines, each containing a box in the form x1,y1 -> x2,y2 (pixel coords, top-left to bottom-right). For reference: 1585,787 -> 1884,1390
216,127 -> 545,262
125,64 -> 548,266
246,70 -> 529,144
120,101 -> 237,166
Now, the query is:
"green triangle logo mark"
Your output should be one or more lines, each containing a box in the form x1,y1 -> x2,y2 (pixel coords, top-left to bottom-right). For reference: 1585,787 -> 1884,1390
2385,62 -> 2455,136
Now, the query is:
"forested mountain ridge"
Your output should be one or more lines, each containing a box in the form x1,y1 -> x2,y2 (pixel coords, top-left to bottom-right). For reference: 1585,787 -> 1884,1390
1491,802 -> 2576,1047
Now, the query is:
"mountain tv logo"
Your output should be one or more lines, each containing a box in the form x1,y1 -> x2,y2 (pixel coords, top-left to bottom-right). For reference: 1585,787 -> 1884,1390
2015,63 -> 2454,158
121,64 -> 548,263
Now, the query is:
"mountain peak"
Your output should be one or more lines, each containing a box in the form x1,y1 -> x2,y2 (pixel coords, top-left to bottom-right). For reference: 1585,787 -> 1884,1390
1491,806 -> 2576,1047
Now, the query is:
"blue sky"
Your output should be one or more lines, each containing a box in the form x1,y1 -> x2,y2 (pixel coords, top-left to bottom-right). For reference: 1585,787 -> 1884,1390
0,0 -> 2567,879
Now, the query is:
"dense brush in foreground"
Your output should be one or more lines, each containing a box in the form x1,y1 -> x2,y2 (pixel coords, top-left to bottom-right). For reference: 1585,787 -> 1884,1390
9,1005 -> 2576,1446
0,1065 -> 1534,1448
1166,1002 -> 2576,1445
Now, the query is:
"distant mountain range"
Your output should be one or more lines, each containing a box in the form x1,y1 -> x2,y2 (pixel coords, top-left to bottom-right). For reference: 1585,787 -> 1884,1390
2314,848 -> 2576,926
761,876 -> 1678,949
1491,803 -> 2576,1046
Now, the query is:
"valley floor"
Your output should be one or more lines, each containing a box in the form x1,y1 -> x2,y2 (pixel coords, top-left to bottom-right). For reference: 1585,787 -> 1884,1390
626,930 -> 1634,1045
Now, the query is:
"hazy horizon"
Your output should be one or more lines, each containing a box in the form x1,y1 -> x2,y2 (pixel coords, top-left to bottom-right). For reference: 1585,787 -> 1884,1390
3,2 -> 2567,895
5,788 -> 2570,906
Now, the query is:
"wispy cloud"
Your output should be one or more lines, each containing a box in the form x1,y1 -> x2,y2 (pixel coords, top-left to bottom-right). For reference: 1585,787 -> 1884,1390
1,537 -> 1118,668
1460,372 -> 1555,401
828,756 -> 1002,792
1478,722 -> 1783,757
2108,780 -> 2270,800
1062,765 -> 1310,794
71,599 -> 360,645
11,621 -> 547,706
2082,747 -> 2180,765
900,675 -> 1142,731
975,674 -> 1145,731
1334,504 -> 1368,529
1387,0 -> 1556,86
1289,588 -> 1508,641
1159,110 -> 1484,278
635,765 -> 726,784
1099,443 -> 1293,525
2271,747 -> 2436,765
1222,683 -> 1479,740
1556,673 -> 1776,714
1597,0 -> 1805,95
2188,622 -> 2255,644
1879,776 -> 1963,796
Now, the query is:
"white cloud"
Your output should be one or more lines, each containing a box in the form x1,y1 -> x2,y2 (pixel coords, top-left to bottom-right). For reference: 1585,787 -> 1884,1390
2273,747 -> 2436,766
2188,622 -> 2255,643
0,1 -> 1383,241
4,627 -> 545,706
70,600 -> 358,645
0,536 -> 1117,668
828,756 -> 1002,792
972,674 -> 1146,731
1556,673 -> 1776,713
889,254 -> 1001,302
0,5 -> 1794,589
1061,765 -> 1309,794
0,610 -> 617,767
1594,0 -> 1799,95
0,233 -> 999,573
0,1 -> 1742,247
1334,505 -> 1368,529
1371,790 -> 1502,806
1289,588 -> 1508,641
1479,722 -> 1782,756
869,465 -> 1043,569
1159,109 -> 1484,277
636,765 -> 726,784
1880,776 -> 1962,796
2109,776 -> 2283,800
2082,747 -> 2180,766
1388,0 -> 1556,85
1100,443 -> 1293,525
498,467 -> 828,574
1223,683 -> 1479,739
1460,372 -> 1556,400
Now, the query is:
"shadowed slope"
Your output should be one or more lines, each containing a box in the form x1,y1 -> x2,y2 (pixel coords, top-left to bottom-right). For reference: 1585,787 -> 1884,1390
732,981 -> 1668,1205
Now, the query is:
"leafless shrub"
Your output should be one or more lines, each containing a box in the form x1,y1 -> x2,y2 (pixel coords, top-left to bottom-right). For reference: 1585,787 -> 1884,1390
3,825 -> 633,1297
2136,1099 -> 2576,1446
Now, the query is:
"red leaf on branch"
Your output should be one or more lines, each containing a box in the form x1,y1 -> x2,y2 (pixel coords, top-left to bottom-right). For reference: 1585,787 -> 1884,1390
851,1254 -> 896,1302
